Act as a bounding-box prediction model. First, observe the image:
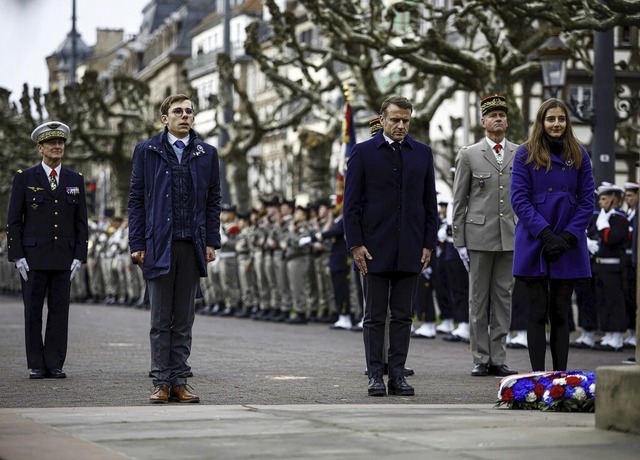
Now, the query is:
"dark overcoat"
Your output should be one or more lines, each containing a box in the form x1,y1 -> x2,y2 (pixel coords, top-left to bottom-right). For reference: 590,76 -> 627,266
7,165 -> 88,270
510,145 -> 595,278
128,129 -> 221,280
343,130 -> 438,274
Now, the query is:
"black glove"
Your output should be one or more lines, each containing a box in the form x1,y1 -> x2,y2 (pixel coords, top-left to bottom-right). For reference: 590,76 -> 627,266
539,227 -> 567,262
558,231 -> 577,248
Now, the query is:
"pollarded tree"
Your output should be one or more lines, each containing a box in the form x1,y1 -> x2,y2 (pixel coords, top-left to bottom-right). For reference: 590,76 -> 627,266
44,70 -> 157,215
217,0 -> 639,199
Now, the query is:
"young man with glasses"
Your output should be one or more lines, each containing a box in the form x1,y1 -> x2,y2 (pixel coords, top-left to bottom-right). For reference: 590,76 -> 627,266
128,94 -> 222,403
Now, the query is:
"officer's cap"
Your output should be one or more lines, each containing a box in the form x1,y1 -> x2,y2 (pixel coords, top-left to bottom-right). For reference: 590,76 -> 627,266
480,94 -> 508,116
597,184 -> 624,196
221,203 -> 237,213
31,121 -> 70,143
624,181 -> 639,192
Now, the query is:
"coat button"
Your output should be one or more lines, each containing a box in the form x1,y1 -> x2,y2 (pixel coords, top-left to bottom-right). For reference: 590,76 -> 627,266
548,188 -> 553,192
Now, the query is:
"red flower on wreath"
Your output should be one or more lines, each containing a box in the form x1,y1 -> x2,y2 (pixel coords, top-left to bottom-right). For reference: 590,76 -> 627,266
534,383 -> 546,398
565,376 -> 582,387
501,387 -> 514,401
549,385 -> 566,399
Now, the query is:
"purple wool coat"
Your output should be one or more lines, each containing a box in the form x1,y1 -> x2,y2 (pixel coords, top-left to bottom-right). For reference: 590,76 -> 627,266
510,145 -> 595,278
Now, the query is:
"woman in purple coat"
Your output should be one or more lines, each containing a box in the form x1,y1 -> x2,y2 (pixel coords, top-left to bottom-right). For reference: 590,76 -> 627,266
511,98 -> 595,371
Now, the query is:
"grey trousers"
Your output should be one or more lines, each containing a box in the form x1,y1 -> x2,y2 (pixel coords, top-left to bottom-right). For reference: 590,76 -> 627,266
147,241 -> 199,387
468,250 -> 513,366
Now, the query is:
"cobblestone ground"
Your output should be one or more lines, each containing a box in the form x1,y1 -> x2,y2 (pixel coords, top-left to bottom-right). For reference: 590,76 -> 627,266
0,295 -> 629,408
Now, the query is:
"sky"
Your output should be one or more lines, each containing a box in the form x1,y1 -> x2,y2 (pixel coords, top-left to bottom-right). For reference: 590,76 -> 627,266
1,0 -> 149,102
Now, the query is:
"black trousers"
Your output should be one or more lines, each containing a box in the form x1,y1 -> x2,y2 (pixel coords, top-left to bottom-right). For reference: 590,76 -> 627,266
524,278 -> 576,371
510,278 -> 529,331
594,270 -> 627,332
330,270 -> 350,316
413,274 -> 436,322
363,272 -> 418,379
574,277 -> 598,331
443,255 -> 469,323
22,269 -> 71,370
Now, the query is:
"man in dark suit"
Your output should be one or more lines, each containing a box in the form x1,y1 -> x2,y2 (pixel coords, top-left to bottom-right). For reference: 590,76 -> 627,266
344,95 -> 438,396
7,121 -> 89,379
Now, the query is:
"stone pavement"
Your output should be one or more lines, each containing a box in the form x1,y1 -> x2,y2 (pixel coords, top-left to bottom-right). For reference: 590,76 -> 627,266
2,404 -> 640,459
0,295 -> 638,459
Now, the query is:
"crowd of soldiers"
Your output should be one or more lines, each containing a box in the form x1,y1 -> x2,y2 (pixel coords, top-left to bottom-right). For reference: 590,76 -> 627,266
0,181 -> 636,352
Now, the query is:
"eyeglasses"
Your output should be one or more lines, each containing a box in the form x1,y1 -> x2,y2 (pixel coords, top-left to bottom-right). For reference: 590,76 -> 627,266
169,107 -> 195,117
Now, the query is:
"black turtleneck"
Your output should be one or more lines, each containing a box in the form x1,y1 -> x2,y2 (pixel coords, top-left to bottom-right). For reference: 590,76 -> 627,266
543,134 -> 564,160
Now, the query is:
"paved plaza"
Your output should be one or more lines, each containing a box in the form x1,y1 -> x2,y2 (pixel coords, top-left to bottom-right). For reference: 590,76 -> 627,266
0,296 -> 638,459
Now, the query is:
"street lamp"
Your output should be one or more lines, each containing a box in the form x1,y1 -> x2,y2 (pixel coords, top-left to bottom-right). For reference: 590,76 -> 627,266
537,32 -> 617,186
537,35 -> 572,99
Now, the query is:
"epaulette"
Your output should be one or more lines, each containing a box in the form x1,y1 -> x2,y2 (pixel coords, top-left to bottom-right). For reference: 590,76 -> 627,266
17,169 -> 23,174
79,172 -> 83,176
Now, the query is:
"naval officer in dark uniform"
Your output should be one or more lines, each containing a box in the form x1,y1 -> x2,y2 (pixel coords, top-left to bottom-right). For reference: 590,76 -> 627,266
7,121 -> 88,379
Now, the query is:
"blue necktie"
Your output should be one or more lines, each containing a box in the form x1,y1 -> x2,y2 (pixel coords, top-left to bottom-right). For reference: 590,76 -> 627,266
173,140 -> 185,163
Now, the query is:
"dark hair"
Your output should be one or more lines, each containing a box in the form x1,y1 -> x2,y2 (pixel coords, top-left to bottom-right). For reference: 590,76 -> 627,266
523,98 -> 583,171
160,94 -> 194,115
380,96 -> 413,116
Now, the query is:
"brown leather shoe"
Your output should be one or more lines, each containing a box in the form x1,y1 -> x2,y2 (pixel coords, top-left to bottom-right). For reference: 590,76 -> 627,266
170,384 -> 200,403
149,384 -> 170,403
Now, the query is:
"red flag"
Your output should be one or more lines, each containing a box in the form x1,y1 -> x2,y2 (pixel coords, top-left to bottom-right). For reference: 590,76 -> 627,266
335,102 -> 356,206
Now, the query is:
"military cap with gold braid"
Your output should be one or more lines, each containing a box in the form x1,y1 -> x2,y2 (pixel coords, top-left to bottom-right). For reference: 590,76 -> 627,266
369,116 -> 382,138
480,94 -> 508,116
31,121 -> 70,143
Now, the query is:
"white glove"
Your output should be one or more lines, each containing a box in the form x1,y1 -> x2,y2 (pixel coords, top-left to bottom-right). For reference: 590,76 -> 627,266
70,259 -> 82,280
456,247 -> 470,272
298,236 -> 312,246
15,258 -> 29,281
595,208 -> 612,231
422,266 -> 433,280
437,224 -> 447,243
587,238 -> 600,255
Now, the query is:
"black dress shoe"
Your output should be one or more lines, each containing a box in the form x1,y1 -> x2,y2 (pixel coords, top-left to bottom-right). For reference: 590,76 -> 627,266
367,377 -> 386,396
49,369 -> 66,379
29,368 -> 48,379
442,333 -> 462,342
488,364 -> 517,376
471,363 -> 489,376
387,376 -> 415,396
593,343 -> 623,352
